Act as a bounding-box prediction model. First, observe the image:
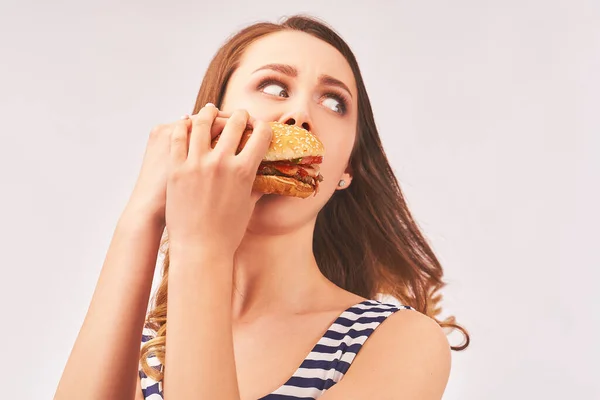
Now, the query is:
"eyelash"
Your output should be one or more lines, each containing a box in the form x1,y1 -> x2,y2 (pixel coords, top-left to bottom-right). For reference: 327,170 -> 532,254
256,76 -> 349,115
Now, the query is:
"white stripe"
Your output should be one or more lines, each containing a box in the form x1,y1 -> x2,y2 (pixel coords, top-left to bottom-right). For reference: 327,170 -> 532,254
338,350 -> 358,365
319,331 -> 371,347
338,308 -> 396,322
292,366 -> 346,382
140,376 -> 156,389
304,347 -> 344,362
327,318 -> 392,335
301,348 -> 357,365
142,327 -> 158,337
144,356 -> 162,368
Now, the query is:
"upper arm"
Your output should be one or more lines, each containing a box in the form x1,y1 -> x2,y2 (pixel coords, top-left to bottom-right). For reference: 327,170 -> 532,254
320,309 -> 451,400
134,374 -> 144,400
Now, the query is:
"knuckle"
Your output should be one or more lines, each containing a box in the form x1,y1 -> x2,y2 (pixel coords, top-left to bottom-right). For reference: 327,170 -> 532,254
169,168 -> 186,183
233,109 -> 249,119
171,134 -> 186,146
192,115 -> 213,129
170,127 -> 187,142
230,109 -> 249,126
233,161 -> 253,178
204,154 -> 226,171
258,121 -> 273,137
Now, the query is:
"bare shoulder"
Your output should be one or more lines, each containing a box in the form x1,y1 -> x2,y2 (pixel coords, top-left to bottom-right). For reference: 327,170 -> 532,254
321,307 -> 451,400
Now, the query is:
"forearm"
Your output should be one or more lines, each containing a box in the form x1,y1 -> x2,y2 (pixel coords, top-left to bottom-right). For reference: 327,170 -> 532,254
164,245 -> 240,400
54,210 -> 164,400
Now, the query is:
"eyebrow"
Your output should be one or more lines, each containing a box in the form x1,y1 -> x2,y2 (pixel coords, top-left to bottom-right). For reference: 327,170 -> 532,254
252,63 -> 353,99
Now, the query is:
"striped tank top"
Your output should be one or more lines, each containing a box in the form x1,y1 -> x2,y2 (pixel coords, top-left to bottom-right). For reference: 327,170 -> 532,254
139,299 -> 414,399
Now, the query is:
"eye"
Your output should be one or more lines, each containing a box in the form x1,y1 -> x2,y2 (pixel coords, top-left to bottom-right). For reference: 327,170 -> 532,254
259,81 -> 289,98
322,97 -> 344,114
321,93 -> 348,115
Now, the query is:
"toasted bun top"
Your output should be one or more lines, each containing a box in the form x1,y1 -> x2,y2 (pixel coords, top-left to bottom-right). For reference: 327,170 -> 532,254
263,122 -> 325,162
211,121 -> 325,162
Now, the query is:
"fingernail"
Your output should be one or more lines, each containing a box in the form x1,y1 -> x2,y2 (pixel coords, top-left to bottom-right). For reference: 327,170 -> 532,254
205,102 -> 216,108
180,114 -> 190,120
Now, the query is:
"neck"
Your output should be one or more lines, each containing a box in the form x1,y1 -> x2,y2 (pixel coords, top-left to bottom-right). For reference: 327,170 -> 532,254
230,217 -> 335,323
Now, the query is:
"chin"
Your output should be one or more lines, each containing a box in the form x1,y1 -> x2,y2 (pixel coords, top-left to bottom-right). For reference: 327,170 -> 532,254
246,194 -> 321,235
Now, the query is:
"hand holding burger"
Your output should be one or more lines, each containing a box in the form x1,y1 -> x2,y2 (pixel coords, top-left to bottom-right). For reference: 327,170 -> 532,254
166,106 -> 326,253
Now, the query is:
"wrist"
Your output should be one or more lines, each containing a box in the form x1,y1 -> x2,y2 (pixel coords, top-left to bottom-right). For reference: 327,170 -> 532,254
120,202 -> 166,231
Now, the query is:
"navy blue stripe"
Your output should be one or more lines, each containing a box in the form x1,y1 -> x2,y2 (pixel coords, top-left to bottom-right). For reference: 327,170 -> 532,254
285,376 -> 331,390
311,341 -> 365,355
260,394 -> 315,400
344,304 -> 399,315
141,334 -> 154,342
295,358 -> 351,371
322,326 -> 378,341
142,382 -> 161,396
322,378 -> 340,390
335,359 -> 354,375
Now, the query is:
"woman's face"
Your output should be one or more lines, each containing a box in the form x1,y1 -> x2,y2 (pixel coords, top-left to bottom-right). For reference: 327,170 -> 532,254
220,30 -> 358,234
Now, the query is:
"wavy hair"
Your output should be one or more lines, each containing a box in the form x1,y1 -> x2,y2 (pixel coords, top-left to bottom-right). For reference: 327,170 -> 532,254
140,14 -> 470,382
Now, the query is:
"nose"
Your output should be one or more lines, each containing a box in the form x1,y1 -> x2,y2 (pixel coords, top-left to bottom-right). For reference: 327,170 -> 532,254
279,111 -> 312,132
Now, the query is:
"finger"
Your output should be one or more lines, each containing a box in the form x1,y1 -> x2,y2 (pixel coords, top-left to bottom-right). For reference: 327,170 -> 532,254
188,103 -> 219,160
237,120 -> 273,167
210,115 -> 255,150
212,116 -> 253,137
216,110 -> 232,118
217,110 -> 257,126
213,109 -> 250,155
209,117 -> 230,143
169,119 -> 191,169
175,116 -> 193,148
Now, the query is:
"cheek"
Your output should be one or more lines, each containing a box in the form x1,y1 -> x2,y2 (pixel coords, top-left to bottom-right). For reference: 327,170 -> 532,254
221,85 -> 275,121
319,136 -> 354,177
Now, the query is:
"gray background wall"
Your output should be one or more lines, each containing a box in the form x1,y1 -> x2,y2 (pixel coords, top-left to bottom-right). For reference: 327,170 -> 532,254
1,0 -> 598,398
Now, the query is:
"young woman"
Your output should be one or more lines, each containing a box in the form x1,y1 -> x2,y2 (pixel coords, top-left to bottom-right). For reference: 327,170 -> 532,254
54,15 -> 470,400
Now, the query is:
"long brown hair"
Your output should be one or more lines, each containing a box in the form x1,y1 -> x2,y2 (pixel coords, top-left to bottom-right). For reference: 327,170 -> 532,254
140,14 -> 470,382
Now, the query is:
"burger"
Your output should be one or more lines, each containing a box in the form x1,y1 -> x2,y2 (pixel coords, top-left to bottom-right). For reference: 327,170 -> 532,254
211,121 -> 325,198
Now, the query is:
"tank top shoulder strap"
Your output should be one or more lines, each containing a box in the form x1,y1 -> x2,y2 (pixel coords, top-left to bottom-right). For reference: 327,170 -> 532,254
315,299 -> 414,376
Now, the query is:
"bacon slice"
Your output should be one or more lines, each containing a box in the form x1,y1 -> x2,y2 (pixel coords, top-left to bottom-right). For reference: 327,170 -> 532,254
301,164 -> 320,178
272,164 -> 299,176
298,156 -> 322,165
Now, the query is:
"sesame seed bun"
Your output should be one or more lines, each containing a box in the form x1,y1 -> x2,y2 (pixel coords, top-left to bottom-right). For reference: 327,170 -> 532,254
211,121 -> 325,161
261,121 -> 325,161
